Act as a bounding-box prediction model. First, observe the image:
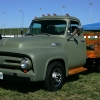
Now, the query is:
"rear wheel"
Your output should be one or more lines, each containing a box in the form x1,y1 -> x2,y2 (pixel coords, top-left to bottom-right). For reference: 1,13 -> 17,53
43,61 -> 65,91
96,64 -> 100,73
95,59 -> 100,73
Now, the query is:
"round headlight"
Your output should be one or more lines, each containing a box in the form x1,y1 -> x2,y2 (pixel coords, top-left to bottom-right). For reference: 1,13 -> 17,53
21,58 -> 29,69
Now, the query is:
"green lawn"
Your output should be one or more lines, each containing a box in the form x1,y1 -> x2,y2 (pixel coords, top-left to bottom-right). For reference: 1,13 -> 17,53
0,28 -> 28,35
0,71 -> 100,100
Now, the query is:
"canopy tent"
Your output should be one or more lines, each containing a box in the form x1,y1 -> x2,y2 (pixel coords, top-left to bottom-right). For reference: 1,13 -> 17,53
83,22 -> 100,31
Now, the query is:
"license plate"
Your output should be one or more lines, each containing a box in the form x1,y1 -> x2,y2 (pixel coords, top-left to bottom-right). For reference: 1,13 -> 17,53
0,72 -> 3,79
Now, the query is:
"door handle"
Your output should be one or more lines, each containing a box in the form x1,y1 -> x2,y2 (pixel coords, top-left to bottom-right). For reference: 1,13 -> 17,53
81,40 -> 84,42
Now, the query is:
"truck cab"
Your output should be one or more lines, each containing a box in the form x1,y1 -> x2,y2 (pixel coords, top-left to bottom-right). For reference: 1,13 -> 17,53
27,15 -> 86,67
0,14 -> 86,91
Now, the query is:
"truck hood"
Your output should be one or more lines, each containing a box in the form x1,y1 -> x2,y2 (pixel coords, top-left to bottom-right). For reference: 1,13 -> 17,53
0,36 -> 63,52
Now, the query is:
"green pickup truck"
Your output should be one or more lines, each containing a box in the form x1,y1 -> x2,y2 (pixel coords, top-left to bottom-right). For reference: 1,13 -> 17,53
0,15 -> 86,91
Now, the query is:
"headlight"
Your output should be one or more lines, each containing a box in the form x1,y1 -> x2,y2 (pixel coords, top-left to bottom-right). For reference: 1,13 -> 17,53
20,58 -> 31,70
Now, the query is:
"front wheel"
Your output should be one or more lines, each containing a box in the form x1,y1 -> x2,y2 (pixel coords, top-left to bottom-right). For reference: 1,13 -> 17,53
43,62 -> 65,91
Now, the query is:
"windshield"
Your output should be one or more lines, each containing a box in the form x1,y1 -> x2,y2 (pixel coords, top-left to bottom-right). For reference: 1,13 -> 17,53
26,20 -> 66,35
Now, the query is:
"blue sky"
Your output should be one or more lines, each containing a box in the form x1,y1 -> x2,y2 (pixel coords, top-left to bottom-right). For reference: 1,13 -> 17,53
0,0 -> 100,28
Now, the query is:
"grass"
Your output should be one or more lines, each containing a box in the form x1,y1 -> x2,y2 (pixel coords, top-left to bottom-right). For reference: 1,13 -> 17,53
0,71 -> 100,100
0,28 -> 28,35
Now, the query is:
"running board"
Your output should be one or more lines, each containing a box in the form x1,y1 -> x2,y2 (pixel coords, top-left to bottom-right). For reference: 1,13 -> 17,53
68,66 -> 87,76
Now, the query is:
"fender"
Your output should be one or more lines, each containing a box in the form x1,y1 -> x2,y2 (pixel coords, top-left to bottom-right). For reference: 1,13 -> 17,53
24,47 -> 68,81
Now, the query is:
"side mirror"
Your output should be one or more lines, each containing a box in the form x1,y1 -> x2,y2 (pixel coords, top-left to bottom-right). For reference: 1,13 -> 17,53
77,26 -> 83,35
67,26 -> 83,41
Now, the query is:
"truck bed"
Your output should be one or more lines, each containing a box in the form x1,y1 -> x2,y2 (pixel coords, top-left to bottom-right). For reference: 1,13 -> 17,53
84,32 -> 100,58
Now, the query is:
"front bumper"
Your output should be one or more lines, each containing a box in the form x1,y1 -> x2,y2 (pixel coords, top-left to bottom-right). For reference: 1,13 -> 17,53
0,68 -> 35,82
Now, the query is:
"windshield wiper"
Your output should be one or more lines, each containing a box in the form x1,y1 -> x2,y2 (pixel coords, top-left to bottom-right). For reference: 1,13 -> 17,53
40,33 -> 51,36
25,33 -> 35,36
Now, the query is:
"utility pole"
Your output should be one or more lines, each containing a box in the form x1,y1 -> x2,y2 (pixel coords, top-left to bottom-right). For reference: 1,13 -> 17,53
89,3 -> 93,23
19,10 -> 24,35
62,6 -> 65,15
2,12 -> 5,35
20,10 -> 22,30
39,8 -> 42,17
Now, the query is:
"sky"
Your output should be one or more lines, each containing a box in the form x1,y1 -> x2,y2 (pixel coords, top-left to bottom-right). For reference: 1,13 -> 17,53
0,0 -> 100,28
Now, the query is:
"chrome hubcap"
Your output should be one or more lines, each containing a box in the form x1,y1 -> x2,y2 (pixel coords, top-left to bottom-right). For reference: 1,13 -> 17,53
51,68 -> 62,87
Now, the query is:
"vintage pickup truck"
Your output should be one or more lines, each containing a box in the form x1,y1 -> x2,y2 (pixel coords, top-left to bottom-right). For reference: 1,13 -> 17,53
0,14 -> 100,91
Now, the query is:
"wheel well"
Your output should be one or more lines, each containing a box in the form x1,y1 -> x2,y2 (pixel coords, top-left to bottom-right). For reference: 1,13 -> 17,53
48,59 -> 66,73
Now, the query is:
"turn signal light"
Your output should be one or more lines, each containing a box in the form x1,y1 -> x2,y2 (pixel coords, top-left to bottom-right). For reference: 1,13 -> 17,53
53,13 -> 57,16
66,14 -> 69,16
24,70 -> 27,73
47,14 -> 51,16
89,54 -> 95,58
42,14 -> 45,17
34,16 -> 37,18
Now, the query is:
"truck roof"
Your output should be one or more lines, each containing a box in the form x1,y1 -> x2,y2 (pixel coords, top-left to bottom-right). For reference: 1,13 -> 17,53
33,15 -> 80,22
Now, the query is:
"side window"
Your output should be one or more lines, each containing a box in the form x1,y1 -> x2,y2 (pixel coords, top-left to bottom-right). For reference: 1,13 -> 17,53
68,21 -> 80,36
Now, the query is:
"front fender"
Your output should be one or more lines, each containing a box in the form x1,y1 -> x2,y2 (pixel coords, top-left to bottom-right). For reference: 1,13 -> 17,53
24,48 -> 68,81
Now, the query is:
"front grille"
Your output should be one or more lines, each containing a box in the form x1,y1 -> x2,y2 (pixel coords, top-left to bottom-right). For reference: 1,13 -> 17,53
5,60 -> 20,63
0,64 -> 21,70
0,51 -> 29,70
0,57 -> 21,69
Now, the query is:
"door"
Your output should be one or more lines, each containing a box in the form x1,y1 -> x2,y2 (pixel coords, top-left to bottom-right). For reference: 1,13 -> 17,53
67,21 -> 86,68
